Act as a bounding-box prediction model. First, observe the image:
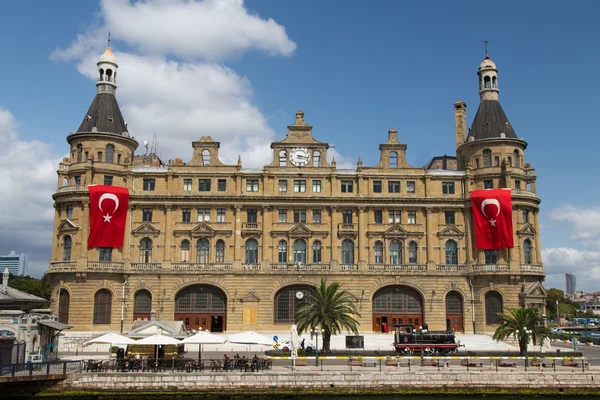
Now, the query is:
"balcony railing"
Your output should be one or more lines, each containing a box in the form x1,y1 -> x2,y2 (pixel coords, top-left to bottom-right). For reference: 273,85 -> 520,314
339,264 -> 358,271
131,262 -> 163,271
338,223 -> 357,231
48,261 -> 77,271
171,262 -> 233,271
436,264 -> 467,272
87,261 -> 125,271
512,189 -> 537,197
242,222 -> 261,230
243,264 -> 261,271
56,185 -> 85,193
270,263 -> 331,272
470,264 -> 510,272
368,264 -> 427,272
520,264 -> 544,273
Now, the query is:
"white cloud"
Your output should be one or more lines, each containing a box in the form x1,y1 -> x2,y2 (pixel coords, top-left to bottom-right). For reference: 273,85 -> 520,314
0,108 -> 62,277
542,204 -> 600,291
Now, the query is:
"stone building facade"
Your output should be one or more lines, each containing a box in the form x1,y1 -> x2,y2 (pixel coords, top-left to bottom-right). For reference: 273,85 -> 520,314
47,47 -> 546,334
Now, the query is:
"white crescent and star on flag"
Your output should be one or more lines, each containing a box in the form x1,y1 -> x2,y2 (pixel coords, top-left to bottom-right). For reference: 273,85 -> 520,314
98,193 -> 119,223
480,199 -> 501,227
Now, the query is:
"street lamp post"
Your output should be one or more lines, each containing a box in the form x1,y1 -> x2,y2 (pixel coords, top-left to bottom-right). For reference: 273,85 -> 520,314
556,300 -> 560,325
313,328 -> 324,366
517,328 -> 533,371
418,326 -> 428,366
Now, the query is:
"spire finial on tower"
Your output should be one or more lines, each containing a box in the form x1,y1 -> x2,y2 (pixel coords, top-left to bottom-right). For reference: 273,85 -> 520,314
482,38 -> 489,57
108,31 -> 111,48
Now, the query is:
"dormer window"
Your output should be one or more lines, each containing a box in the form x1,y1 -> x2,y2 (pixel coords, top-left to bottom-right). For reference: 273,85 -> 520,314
389,151 -> 398,168
202,149 -> 210,166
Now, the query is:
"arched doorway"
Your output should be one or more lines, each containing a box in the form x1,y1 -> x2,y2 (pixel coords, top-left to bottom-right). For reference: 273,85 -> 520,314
133,290 -> 152,321
372,285 -> 423,331
58,289 -> 70,324
445,291 -> 463,332
174,285 -> 227,332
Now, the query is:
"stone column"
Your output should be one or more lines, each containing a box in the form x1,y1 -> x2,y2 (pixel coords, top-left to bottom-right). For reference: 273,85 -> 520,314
463,207 -> 473,265
329,206 -> 337,267
358,207 -> 366,269
509,208 -> 519,270
51,204 -> 60,261
123,205 -> 132,262
80,201 -> 90,261
164,205 -> 172,261
425,208 -> 434,269
534,210 -> 542,264
233,205 -> 242,268
261,206 -> 270,266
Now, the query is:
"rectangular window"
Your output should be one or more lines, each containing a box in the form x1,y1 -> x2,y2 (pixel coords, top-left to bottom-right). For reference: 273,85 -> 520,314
66,205 -> 74,219
485,250 -> 498,264
217,208 -> 226,223
198,179 -> 211,192
247,208 -> 257,223
217,179 -> 226,192
293,209 -> 307,224
388,181 -> 401,193
407,210 -> 417,225
494,156 -> 500,167
374,210 -> 383,224
197,208 -> 210,222
294,180 -> 306,193
442,182 -> 455,194
475,158 -> 480,168
278,180 -> 288,192
508,157 -> 512,166
313,209 -> 321,223
341,180 -> 354,193
484,180 -> 494,189
312,180 -> 321,193
514,180 -> 521,189
75,176 -> 81,186
99,247 -> 112,262
342,210 -> 353,224
406,181 -> 416,193
183,178 -> 192,192
373,180 -> 382,193
97,152 -> 103,162
104,175 -> 113,186
445,211 -> 455,225
246,179 -> 259,192
278,209 -> 287,223
143,178 -> 156,191
142,208 -> 153,222
522,209 -> 529,223
182,208 -> 191,223
388,210 -> 401,224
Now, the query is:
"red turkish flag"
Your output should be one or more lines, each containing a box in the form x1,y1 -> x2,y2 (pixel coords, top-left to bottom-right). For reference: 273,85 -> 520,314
471,189 -> 514,250
88,185 -> 129,248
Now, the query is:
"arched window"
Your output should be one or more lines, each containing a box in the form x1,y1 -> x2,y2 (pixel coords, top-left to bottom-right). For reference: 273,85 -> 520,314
279,150 -> 287,167
294,240 -> 306,264
99,68 -> 104,81
513,150 -> 519,167
483,149 -> 492,168
389,151 -> 398,168
312,151 -> 321,167
484,249 -> 497,264
274,285 -> 315,324
105,144 -> 115,163
93,289 -> 112,324
342,239 -> 354,264
215,239 -> 225,263
390,240 -> 402,265
485,291 -> 503,325
58,289 -> 70,324
77,144 -> 83,162
446,291 -> 462,314
523,240 -> 532,264
492,76 -> 497,88
312,240 -> 322,263
63,236 -> 72,261
196,238 -> 210,264
374,241 -> 384,264
62,178 -> 68,187
445,240 -> 458,265
139,238 -> 152,263
278,240 -> 288,263
133,290 -> 152,320
180,240 -> 190,262
484,75 -> 491,88
408,241 -> 418,263
245,239 -> 258,264
202,149 -> 210,166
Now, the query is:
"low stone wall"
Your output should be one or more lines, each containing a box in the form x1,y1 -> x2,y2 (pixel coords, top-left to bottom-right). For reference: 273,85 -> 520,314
52,370 -> 600,394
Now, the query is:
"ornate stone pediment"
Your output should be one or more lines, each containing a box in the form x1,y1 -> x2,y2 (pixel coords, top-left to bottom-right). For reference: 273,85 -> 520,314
517,223 -> 537,237
132,223 -> 161,237
57,219 -> 79,235
522,281 -> 547,297
383,224 -> 415,239
437,225 -> 464,238
288,223 -> 312,238
190,222 -> 216,237
241,292 -> 260,303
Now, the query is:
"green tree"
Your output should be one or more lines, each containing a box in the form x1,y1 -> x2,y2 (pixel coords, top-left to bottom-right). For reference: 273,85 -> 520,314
295,279 -> 361,352
7,273 -> 51,311
492,307 -> 551,355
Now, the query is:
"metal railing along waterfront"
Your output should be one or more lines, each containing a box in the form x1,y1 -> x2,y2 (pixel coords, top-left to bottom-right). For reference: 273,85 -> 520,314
0,360 -> 83,378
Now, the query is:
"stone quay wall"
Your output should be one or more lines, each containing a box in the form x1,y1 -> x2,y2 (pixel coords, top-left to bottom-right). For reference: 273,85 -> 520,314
53,371 -> 599,394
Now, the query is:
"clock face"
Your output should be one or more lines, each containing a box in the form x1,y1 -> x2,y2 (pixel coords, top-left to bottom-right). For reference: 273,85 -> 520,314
296,291 -> 304,300
290,148 -> 310,166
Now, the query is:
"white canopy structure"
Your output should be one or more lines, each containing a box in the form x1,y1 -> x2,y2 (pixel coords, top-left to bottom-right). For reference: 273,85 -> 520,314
83,332 -> 137,346
291,325 -> 299,368
135,334 -> 181,345
182,331 -> 226,363
228,331 -> 273,346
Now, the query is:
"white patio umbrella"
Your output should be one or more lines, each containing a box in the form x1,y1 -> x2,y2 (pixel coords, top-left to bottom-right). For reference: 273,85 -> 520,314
290,325 -> 299,368
84,332 -> 137,346
182,331 -> 226,364
135,334 -> 181,359
228,331 -> 273,352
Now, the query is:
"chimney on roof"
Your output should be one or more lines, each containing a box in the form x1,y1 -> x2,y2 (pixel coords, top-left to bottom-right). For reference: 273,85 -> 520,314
454,100 -> 467,149
1,268 -> 8,293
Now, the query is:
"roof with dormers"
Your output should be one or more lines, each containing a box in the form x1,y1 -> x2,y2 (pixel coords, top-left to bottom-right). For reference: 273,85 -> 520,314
467,100 -> 517,141
76,93 -> 128,135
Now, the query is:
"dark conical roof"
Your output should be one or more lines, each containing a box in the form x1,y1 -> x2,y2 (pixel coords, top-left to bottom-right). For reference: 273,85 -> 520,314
468,100 -> 516,140
77,93 -> 128,135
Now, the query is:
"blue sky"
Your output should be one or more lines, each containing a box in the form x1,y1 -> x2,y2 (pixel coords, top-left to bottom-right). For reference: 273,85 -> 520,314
0,0 -> 599,291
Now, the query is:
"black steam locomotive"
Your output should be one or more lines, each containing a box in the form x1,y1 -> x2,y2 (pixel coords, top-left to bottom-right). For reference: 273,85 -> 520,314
393,324 -> 459,355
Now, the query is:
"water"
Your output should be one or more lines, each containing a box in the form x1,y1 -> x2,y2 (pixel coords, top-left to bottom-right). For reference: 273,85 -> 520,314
39,396 -> 598,400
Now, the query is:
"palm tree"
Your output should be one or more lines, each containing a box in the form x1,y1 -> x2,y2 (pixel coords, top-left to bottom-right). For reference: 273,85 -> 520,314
295,279 -> 361,352
492,307 -> 551,355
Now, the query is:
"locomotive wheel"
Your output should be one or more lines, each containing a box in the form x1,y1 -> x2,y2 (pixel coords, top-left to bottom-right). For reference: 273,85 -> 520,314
402,347 -> 414,355
423,347 -> 435,356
